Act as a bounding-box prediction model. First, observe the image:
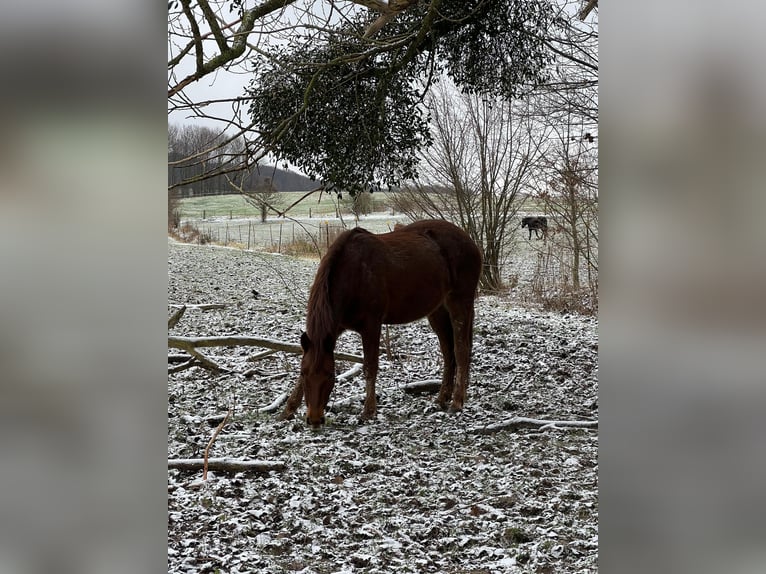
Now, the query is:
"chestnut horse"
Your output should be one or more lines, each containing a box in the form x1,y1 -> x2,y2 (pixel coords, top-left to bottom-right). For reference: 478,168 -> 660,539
281,219 -> 482,427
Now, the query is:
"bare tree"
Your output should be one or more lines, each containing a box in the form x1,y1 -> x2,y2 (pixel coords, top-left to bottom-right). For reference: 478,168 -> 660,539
539,128 -> 598,290
244,176 -> 279,223
391,81 -> 540,291
521,0 -> 598,311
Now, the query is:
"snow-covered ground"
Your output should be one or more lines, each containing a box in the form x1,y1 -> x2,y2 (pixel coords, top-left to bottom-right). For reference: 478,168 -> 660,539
168,239 -> 598,573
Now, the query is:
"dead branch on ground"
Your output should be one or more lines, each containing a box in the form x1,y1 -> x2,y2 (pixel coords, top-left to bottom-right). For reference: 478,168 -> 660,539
169,357 -> 201,374
168,335 -> 363,364
168,458 -> 285,473
471,416 -> 598,435
258,391 -> 290,414
402,379 -> 442,395
168,305 -> 187,329
169,303 -> 228,311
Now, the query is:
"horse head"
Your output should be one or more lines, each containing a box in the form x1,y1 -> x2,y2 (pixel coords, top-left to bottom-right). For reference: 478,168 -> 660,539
299,331 -> 336,428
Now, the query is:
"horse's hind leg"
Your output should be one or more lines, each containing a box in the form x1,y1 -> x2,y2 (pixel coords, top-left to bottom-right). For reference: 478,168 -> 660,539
428,306 -> 456,410
445,297 -> 475,412
360,324 -> 382,421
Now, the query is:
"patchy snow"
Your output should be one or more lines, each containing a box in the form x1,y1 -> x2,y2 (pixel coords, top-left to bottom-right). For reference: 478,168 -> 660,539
168,241 -> 598,573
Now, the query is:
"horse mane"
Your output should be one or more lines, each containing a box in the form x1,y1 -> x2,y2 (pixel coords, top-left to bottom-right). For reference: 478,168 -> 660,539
306,227 -> 369,341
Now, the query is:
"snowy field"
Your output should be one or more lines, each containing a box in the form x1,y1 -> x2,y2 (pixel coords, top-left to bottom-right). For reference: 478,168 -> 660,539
168,238 -> 598,573
183,213 -> 412,252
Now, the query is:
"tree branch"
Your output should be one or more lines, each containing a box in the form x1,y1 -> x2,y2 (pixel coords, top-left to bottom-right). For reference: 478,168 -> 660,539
169,0 -> 297,97
579,0 -> 598,20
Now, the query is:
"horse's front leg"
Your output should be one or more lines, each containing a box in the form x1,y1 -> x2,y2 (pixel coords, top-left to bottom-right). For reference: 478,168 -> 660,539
360,326 -> 381,421
278,376 -> 304,420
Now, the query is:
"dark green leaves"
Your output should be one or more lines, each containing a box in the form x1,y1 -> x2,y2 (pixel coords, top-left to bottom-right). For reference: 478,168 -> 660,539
247,1 -> 555,194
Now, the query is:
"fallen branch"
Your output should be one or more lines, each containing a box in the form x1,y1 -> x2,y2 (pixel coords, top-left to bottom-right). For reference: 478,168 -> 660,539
168,458 -> 285,473
168,358 -> 199,374
168,305 -> 186,329
186,348 -> 227,372
169,303 -> 228,311
168,335 -> 363,363
471,416 -> 598,435
204,413 -> 228,425
402,379 -> 442,395
337,363 -> 363,382
258,391 -> 290,414
327,393 -> 367,412
248,348 -> 279,362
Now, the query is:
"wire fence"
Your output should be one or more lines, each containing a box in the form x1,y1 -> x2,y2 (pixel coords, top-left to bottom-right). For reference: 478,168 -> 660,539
178,216 -> 408,256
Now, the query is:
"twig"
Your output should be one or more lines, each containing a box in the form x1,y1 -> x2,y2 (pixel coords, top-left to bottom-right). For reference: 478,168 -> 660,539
502,375 -> 518,393
203,408 -> 231,480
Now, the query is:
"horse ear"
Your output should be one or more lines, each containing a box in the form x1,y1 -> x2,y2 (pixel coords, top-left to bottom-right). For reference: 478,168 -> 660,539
300,331 -> 311,352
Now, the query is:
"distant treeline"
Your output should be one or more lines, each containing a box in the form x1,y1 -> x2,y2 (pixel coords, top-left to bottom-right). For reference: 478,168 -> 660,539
168,157 -> 318,197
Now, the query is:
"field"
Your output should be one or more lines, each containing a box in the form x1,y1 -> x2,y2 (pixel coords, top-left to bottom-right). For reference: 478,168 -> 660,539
177,192 -> 395,221
167,222 -> 599,572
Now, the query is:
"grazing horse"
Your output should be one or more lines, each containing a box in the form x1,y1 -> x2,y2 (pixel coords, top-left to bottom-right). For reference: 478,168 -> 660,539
280,219 -> 482,428
521,216 -> 548,240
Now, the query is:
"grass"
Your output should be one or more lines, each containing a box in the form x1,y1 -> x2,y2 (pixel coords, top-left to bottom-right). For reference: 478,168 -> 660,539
178,191 -> 393,220
178,191 -> 546,221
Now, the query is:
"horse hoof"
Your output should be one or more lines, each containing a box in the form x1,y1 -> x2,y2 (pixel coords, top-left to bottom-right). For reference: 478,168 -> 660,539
448,403 -> 463,414
276,410 -> 295,421
359,411 -> 376,423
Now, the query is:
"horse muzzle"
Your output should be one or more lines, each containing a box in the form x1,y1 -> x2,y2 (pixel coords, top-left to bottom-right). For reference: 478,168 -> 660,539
306,408 -> 326,428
